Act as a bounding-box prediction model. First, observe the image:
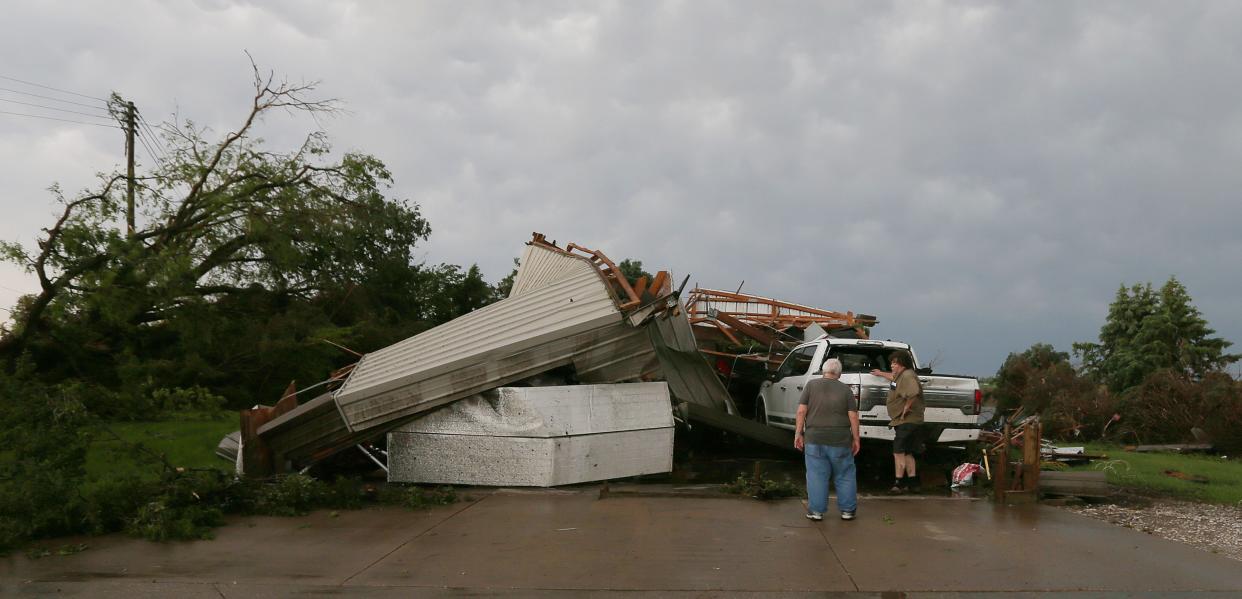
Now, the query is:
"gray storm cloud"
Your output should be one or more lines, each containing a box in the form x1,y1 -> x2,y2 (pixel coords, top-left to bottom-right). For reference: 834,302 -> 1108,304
2,1 -> 1240,376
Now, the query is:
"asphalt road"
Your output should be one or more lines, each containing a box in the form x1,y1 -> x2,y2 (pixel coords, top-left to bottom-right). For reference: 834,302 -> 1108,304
2,487 -> 1239,597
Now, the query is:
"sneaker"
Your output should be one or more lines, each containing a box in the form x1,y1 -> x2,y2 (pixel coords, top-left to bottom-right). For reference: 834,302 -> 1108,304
888,482 -> 904,494
840,511 -> 855,521
805,511 -> 823,521
905,476 -> 922,493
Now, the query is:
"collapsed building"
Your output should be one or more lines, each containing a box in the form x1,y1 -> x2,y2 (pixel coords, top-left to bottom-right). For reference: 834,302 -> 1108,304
222,233 -> 797,485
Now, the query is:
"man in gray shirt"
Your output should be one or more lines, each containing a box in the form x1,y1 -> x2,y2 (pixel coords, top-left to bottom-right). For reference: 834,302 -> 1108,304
795,358 -> 860,521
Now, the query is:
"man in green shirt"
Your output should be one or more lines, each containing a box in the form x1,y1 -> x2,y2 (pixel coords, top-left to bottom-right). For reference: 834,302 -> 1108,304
870,351 -> 924,493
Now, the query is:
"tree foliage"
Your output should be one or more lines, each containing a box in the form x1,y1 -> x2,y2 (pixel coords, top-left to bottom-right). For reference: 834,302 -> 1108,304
1073,277 -> 1237,393
992,343 -> 1114,440
617,258 -> 652,283
0,65 -> 502,410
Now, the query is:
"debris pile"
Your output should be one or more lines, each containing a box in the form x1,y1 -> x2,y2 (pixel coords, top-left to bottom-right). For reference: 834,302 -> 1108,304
685,287 -> 876,414
222,233 -> 798,486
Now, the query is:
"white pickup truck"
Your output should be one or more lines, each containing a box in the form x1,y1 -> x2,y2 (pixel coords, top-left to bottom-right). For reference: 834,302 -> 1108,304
754,338 -> 982,444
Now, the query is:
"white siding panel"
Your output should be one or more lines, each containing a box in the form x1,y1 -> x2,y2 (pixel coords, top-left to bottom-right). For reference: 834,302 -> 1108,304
334,267 -> 625,431
509,244 -> 597,298
394,383 -> 673,438
387,383 -> 674,486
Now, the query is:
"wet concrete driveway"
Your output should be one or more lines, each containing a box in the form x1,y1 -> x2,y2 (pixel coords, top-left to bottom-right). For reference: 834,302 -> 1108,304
2,488 -> 1240,597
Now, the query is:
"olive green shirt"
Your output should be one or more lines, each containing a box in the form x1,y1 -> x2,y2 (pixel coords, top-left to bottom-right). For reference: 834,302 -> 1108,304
886,368 -> 924,426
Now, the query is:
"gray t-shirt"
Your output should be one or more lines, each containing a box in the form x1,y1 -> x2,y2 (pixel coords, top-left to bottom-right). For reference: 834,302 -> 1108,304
798,377 -> 858,446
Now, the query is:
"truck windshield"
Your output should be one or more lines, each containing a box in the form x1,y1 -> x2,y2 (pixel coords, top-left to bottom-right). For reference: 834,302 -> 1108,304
826,346 -> 901,373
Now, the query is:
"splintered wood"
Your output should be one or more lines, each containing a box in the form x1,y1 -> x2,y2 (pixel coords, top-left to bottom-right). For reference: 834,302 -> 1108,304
985,414 -> 1042,504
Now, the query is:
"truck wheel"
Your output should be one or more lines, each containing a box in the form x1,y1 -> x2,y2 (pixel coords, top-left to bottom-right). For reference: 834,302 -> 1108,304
754,398 -> 768,425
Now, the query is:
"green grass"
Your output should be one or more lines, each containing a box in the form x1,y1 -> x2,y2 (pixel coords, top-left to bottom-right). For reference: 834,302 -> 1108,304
1065,443 -> 1242,505
85,413 -> 237,482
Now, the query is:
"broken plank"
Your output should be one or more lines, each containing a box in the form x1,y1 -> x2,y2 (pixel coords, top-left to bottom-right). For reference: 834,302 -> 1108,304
1039,471 -> 1110,498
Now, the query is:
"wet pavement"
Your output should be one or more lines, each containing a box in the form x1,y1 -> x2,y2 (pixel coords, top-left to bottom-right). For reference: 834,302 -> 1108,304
2,487 -> 1240,597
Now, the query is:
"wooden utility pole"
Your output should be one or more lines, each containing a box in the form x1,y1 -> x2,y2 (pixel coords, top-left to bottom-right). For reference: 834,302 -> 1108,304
124,100 -> 136,236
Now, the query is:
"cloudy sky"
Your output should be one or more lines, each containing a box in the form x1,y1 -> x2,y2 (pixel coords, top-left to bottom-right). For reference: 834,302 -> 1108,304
2,1 -> 1240,376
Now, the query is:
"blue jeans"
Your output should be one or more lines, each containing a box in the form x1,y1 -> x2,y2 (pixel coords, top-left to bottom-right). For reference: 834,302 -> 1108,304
804,443 -> 857,514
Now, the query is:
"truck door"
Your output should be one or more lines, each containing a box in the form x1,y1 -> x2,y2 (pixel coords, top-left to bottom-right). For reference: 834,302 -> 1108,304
770,345 -> 818,427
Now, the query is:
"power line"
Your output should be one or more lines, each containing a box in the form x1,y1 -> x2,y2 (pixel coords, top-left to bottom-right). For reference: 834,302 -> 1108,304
0,109 -> 121,129
135,128 -> 162,164
138,116 -> 167,155
0,97 -> 115,121
136,111 -> 169,159
0,74 -> 108,102
0,86 -> 108,111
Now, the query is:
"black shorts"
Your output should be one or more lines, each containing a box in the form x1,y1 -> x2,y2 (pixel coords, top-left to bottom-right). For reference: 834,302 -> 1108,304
892,423 -> 923,454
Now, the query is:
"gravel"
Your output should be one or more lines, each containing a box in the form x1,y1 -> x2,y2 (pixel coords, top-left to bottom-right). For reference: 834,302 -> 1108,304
1067,498 -> 1242,561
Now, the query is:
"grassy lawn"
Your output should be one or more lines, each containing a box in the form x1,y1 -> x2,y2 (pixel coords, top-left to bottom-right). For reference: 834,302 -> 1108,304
1064,443 -> 1242,505
85,412 -> 237,482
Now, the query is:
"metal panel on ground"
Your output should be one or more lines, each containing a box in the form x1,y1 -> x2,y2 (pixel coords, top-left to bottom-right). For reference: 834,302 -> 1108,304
388,383 -> 674,486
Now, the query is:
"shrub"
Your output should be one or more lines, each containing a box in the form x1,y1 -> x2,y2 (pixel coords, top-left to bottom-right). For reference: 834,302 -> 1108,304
0,372 -> 93,552
149,386 -> 227,420
250,474 -> 330,517
723,473 -> 800,500
124,470 -> 233,541
1113,370 -> 1242,452
992,344 -> 1116,441
377,484 -> 457,509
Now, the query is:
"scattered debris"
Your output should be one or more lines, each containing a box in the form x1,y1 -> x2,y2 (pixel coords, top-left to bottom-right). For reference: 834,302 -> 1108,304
951,463 -> 983,487
221,232 -> 795,487
983,414 -> 1044,503
1041,471 -> 1110,499
1163,470 -> 1210,484
722,473 -> 799,500
685,287 -> 876,412
1127,444 -> 1214,454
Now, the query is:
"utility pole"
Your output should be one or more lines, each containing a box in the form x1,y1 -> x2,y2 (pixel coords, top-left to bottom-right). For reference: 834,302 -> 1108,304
125,100 -> 136,236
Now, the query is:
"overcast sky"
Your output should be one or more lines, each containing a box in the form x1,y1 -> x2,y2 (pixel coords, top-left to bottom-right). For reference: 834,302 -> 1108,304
2,1 -> 1240,377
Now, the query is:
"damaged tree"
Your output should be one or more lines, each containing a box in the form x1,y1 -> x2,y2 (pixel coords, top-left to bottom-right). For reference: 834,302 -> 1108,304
0,63 -> 431,399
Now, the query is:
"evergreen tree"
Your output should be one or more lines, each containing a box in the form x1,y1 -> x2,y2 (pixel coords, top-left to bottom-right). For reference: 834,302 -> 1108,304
1074,277 -> 1237,392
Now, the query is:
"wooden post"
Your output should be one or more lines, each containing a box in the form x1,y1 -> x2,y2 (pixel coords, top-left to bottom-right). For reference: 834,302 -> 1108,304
124,101 -> 136,236
240,407 -> 275,479
240,380 -> 300,478
1022,420 -> 1042,493
993,422 -> 1010,502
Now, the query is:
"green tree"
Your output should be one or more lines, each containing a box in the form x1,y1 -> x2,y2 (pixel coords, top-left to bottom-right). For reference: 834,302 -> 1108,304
993,343 -> 1071,410
0,67 -> 442,407
1073,277 -> 1237,392
992,343 -> 1113,440
617,258 -> 652,283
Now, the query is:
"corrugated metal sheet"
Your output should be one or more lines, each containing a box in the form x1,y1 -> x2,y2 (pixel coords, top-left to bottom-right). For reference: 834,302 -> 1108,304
509,243 -> 596,298
261,320 -> 652,466
260,391 -> 353,465
572,323 -> 661,383
335,266 -> 621,432
647,302 -> 738,414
